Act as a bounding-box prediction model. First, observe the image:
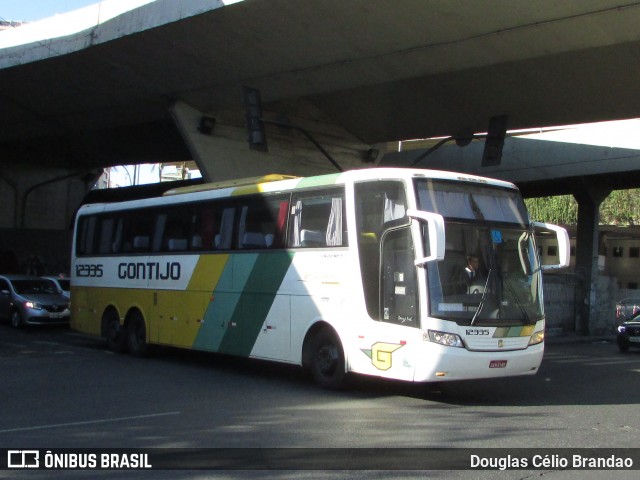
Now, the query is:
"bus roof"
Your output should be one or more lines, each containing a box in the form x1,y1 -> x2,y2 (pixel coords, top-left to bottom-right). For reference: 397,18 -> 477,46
77,168 -> 518,215
163,174 -> 299,196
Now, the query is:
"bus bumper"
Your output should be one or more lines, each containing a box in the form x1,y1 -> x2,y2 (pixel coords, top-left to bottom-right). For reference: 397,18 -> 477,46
413,342 -> 544,382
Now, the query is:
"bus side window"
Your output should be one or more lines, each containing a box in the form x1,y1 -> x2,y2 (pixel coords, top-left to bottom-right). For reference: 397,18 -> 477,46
237,194 -> 289,250
98,217 -> 116,254
158,205 -> 192,252
288,189 -> 346,248
120,210 -> 154,254
191,204 -> 217,251
77,215 -> 97,256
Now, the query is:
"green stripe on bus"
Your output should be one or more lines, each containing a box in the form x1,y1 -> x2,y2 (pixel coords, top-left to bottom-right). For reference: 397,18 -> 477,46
296,173 -> 341,189
193,252 -> 294,355
493,325 -> 535,338
193,254 -> 255,352
218,252 -> 294,356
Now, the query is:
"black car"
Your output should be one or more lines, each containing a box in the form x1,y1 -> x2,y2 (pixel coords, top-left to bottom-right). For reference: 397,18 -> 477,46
617,314 -> 640,352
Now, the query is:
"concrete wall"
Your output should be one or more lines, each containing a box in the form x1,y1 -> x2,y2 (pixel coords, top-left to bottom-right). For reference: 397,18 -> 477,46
0,164 -> 91,229
544,272 -> 620,337
0,228 -> 72,275
0,164 -> 89,275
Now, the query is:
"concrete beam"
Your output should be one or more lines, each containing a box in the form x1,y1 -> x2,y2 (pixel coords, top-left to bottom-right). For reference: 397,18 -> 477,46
170,101 -> 381,182
382,137 -> 640,186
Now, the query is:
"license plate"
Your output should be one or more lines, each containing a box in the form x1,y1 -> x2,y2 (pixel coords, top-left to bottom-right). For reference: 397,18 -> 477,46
50,313 -> 63,319
489,360 -> 508,368
629,337 -> 640,343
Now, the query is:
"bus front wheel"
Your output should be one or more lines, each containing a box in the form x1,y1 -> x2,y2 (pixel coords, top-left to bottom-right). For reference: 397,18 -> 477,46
126,312 -> 149,357
309,328 -> 346,389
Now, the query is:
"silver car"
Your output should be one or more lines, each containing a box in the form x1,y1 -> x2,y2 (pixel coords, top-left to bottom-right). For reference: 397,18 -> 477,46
0,274 -> 70,328
42,275 -> 71,300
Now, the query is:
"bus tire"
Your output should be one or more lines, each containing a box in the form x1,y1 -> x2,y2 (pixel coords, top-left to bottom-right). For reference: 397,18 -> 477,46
104,309 -> 127,353
126,311 -> 149,357
309,328 -> 346,389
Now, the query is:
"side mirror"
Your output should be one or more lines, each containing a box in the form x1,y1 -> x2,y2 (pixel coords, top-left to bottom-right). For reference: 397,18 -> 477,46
532,222 -> 570,270
406,209 -> 446,265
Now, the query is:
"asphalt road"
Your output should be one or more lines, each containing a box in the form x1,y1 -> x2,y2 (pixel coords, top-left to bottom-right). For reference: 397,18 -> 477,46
1,324 -> 639,479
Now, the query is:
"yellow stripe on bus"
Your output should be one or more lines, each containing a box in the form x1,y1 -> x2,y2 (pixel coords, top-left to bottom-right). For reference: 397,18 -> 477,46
187,254 -> 230,292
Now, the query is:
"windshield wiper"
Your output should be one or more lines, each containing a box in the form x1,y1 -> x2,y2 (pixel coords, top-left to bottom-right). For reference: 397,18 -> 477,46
470,268 -> 492,326
503,275 -> 531,324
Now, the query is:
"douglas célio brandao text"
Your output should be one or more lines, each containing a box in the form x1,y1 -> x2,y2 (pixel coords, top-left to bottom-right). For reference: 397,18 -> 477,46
470,453 -> 634,470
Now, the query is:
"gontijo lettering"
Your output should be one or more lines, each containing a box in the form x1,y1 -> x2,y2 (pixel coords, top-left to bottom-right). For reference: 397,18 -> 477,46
117,262 -> 181,280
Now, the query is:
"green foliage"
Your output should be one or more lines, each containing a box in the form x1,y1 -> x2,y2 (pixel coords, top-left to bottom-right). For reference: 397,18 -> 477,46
525,189 -> 640,226
525,195 -> 577,225
600,190 -> 640,226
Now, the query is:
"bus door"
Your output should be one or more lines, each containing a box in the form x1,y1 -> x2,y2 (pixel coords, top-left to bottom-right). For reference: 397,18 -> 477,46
354,181 -> 422,380
380,226 -> 419,328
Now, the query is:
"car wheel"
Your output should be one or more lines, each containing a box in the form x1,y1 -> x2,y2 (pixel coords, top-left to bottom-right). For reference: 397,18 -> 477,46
126,312 -> 149,357
618,341 -> 629,353
10,310 -> 23,329
309,328 -> 346,389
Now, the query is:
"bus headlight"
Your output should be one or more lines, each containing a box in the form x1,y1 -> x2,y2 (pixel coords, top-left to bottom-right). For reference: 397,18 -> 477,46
427,330 -> 464,348
528,330 -> 544,346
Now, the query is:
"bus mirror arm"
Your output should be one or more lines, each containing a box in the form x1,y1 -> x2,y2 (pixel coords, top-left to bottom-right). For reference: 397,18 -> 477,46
532,221 -> 570,269
406,209 -> 446,265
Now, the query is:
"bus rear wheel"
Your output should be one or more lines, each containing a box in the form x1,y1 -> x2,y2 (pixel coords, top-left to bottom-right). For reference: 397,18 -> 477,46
104,310 -> 126,353
126,312 -> 149,357
309,328 -> 346,389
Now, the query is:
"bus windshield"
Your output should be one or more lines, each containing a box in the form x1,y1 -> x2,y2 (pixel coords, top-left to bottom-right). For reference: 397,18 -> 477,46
415,179 -> 542,326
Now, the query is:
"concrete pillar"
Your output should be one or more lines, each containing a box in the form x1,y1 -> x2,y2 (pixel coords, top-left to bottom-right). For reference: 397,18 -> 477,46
572,178 -> 612,335
170,101 -> 381,182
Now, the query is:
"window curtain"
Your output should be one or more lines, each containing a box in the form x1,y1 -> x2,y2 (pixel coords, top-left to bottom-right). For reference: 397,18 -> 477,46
291,200 -> 303,247
218,207 -> 235,249
326,197 -> 343,246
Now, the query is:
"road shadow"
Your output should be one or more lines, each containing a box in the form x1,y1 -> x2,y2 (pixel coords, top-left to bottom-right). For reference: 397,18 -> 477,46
4,323 -> 640,408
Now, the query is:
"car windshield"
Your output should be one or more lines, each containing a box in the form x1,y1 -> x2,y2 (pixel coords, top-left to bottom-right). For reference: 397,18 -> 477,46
57,280 -> 70,291
12,279 -> 59,295
415,178 -> 542,326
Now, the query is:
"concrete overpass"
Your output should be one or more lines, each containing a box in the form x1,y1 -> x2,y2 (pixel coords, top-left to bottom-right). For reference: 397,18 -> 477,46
2,0 -> 640,175
2,0 -> 640,333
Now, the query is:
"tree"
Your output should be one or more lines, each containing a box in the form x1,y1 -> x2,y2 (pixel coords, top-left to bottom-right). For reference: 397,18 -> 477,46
525,189 -> 640,226
525,195 -> 577,225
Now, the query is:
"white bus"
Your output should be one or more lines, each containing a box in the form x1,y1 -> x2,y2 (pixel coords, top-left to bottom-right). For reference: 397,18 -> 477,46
71,168 -> 569,388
